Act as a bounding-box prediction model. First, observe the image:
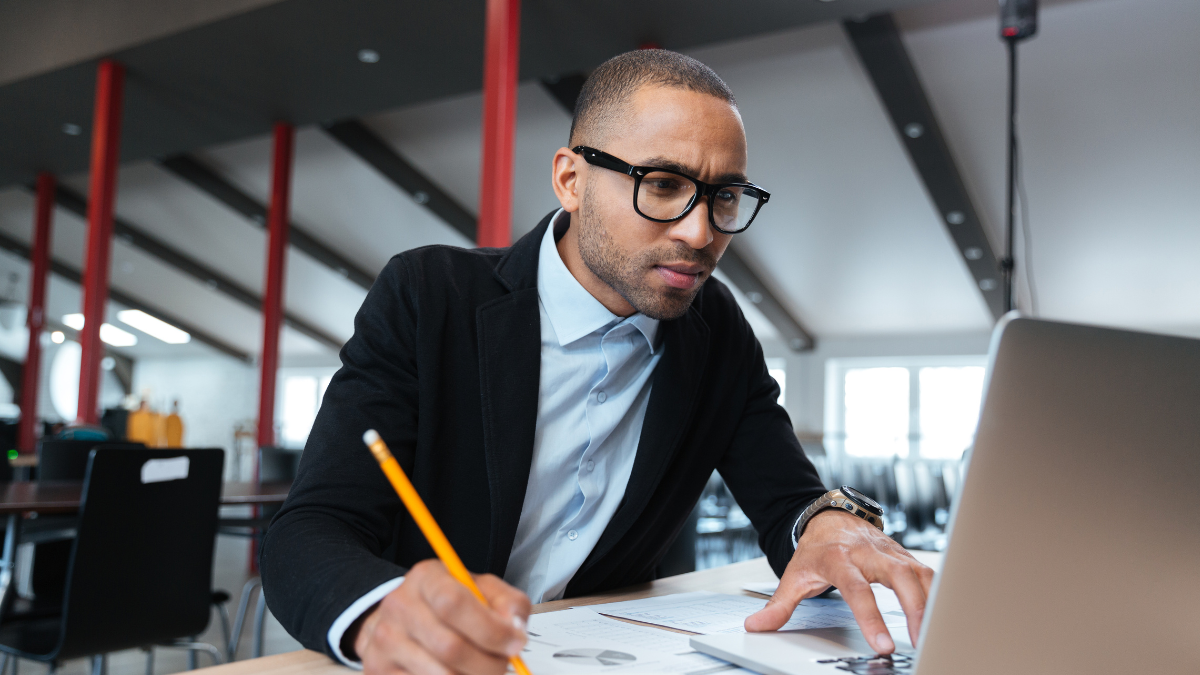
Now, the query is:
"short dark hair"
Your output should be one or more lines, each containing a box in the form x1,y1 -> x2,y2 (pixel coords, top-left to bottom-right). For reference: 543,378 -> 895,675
568,49 -> 737,147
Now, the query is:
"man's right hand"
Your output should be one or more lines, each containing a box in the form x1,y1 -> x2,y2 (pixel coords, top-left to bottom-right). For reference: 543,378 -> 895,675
350,559 -> 532,675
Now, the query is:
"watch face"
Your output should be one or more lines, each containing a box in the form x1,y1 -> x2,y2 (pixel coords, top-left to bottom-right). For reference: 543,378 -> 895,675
841,486 -> 884,515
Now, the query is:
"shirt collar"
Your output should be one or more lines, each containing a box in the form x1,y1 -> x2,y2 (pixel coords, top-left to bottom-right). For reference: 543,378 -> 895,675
537,210 -> 660,351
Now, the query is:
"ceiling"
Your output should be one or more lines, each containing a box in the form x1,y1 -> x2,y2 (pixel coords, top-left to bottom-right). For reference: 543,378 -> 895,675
0,0 -> 1194,367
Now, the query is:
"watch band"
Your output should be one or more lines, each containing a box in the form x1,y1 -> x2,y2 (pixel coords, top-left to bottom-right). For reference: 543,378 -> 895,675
794,487 -> 885,542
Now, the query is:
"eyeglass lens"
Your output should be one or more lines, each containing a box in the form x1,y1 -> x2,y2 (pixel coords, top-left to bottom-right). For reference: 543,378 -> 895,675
636,171 -> 763,232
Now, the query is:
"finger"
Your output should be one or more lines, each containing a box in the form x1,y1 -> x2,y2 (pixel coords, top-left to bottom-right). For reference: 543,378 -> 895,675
419,568 -> 527,658
476,573 -> 533,632
384,630 -> 456,675
403,589 -> 512,675
362,617 -> 448,675
871,556 -> 927,648
836,574 -> 894,655
745,569 -> 830,632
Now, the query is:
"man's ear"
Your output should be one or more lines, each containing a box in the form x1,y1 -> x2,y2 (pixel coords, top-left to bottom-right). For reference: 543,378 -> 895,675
551,147 -> 583,213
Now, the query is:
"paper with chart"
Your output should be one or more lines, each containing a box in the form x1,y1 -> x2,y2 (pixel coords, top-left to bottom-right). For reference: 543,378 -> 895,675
588,591 -> 906,635
521,607 -> 759,674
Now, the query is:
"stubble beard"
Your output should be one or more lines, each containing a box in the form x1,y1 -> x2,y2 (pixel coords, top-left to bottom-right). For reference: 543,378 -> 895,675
574,187 -> 714,321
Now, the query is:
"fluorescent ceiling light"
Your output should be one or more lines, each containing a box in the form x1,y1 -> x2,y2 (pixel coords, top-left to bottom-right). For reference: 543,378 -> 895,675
100,323 -> 137,347
61,313 -> 138,347
117,309 -> 191,344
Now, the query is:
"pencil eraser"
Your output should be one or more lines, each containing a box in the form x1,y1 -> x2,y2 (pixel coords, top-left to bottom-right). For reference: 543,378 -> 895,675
363,429 -> 380,446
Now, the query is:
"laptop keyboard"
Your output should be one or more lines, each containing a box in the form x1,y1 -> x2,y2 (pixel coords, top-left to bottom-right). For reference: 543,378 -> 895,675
817,653 -> 914,674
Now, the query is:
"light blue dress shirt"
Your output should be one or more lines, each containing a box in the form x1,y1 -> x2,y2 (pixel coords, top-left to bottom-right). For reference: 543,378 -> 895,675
327,210 -> 662,663
503,210 -> 662,603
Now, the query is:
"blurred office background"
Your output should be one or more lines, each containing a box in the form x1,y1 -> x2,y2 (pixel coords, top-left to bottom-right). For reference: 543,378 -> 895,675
0,0 -> 1195,669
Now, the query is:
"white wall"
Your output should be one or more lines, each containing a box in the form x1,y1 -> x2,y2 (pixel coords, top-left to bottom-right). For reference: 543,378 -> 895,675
131,355 -> 257,454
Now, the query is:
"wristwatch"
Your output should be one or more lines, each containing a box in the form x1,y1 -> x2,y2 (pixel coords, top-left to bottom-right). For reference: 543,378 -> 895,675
793,486 -> 885,542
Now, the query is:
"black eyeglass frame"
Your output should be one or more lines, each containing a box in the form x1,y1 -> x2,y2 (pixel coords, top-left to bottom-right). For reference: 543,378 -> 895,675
572,145 -> 770,234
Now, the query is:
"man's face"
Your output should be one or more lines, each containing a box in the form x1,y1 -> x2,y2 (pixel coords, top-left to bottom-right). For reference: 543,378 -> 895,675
570,86 -> 748,320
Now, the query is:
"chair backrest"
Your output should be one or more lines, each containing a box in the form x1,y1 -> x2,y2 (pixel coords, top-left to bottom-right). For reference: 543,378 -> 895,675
38,440 -> 144,481
51,447 -> 224,660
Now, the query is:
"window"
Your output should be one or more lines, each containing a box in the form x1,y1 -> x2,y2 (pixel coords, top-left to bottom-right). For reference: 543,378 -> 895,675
825,357 -> 986,460
764,358 -> 787,407
277,367 -> 338,448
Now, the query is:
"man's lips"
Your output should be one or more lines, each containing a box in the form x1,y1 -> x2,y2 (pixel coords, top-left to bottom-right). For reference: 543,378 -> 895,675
655,263 -> 706,290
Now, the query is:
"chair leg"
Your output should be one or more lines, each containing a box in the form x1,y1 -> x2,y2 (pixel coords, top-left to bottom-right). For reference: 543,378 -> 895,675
144,647 -> 154,675
159,642 -> 223,667
252,589 -> 267,658
90,654 -> 105,675
216,601 -> 232,657
187,636 -> 197,671
228,577 -> 261,661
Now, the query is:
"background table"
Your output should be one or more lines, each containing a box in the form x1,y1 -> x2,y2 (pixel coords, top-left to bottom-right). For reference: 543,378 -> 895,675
0,481 -> 292,514
190,551 -> 943,675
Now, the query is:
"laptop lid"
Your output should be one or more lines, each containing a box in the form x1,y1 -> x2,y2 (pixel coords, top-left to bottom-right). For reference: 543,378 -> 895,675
916,315 -> 1200,673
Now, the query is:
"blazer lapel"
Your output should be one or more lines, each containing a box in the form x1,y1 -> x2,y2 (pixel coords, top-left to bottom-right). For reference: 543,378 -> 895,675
476,214 -> 552,576
573,304 -> 711,578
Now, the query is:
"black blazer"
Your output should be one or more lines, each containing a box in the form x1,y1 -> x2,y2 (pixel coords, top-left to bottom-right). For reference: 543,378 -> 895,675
260,211 -> 825,654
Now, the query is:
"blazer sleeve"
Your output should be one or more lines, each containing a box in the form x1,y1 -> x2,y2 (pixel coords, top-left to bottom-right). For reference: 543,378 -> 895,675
260,255 -> 421,654
715,303 -> 827,578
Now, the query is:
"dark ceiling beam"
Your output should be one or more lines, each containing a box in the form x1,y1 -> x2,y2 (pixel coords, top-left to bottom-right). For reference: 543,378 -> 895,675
541,72 -> 588,117
0,229 -> 252,363
718,247 -> 815,351
50,185 -> 343,351
843,14 -> 1005,321
157,154 -> 376,290
541,73 -> 816,352
322,120 -> 477,242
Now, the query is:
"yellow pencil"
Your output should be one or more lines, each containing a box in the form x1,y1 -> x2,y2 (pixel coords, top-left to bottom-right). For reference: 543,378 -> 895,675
362,429 -> 532,675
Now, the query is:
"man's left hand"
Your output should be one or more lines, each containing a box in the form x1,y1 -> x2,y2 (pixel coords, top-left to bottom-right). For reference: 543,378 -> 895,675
744,509 -> 934,654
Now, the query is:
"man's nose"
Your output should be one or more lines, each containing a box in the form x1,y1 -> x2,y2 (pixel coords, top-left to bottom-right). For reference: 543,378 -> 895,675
667,199 -> 714,250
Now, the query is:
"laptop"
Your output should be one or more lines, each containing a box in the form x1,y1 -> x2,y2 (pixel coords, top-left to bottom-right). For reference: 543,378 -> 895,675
692,315 -> 1200,674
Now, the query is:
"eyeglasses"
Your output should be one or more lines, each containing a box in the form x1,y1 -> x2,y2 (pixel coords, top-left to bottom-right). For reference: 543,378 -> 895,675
573,146 -> 770,234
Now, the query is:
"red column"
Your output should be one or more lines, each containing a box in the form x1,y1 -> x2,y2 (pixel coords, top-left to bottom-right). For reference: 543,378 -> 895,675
477,0 -> 521,248
18,174 -> 55,452
256,122 -> 294,454
77,59 -> 125,425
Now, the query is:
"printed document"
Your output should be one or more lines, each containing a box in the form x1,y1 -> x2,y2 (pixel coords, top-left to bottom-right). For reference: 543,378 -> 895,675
522,607 -> 758,674
587,591 -> 906,634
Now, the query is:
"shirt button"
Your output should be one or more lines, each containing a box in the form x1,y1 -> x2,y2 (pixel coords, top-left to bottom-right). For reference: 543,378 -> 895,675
586,460 -> 595,472
597,392 -> 607,403
567,530 -> 579,541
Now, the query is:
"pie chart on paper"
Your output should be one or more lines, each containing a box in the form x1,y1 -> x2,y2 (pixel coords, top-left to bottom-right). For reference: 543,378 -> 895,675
553,648 -> 637,666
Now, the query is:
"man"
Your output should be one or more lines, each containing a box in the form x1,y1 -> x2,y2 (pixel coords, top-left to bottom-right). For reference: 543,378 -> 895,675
262,49 -> 933,675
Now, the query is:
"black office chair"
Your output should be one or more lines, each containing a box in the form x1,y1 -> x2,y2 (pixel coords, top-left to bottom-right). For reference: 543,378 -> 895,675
20,442 -> 144,610
38,440 -> 143,482
0,447 -> 225,673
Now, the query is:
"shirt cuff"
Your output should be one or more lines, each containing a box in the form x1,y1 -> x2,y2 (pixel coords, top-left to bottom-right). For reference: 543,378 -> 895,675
327,576 -> 405,669
791,512 -> 803,549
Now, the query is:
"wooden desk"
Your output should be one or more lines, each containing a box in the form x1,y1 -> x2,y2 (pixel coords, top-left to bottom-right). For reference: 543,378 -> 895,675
0,481 -> 292,514
190,551 -> 943,675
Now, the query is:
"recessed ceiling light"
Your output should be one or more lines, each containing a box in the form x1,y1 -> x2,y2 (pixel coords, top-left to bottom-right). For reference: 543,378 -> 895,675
62,123 -> 82,136
945,211 -> 965,225
50,331 -> 65,344
358,49 -> 380,63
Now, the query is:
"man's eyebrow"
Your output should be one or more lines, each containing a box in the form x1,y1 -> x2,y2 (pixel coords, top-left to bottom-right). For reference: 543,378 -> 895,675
638,156 -> 748,184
